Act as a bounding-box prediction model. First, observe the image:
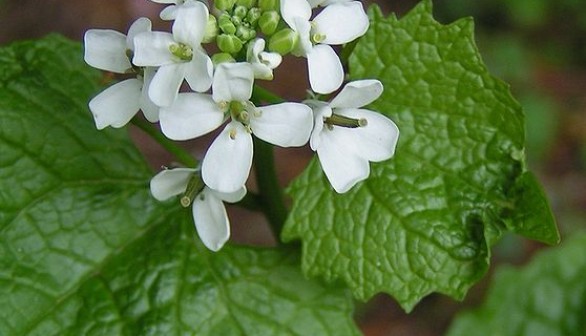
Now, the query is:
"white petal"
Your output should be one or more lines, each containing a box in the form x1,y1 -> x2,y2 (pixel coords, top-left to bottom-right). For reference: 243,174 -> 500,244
160,6 -> 179,20
132,31 -> 175,66
251,64 -> 273,80
252,103 -> 313,147
150,0 -> 178,3
139,67 -> 160,122
247,39 -> 281,79
160,93 -> 224,140
84,29 -> 130,73
126,17 -> 152,50
334,108 -> 400,161
209,186 -> 247,203
150,168 -> 195,201
292,18 -> 312,57
307,44 -> 343,94
246,38 -> 265,64
212,63 -> 254,103
308,102 -> 332,150
193,189 -> 230,251
280,0 -> 312,29
88,79 -> 141,129
184,48 -> 213,92
313,2 -> 369,45
172,1 -> 208,46
329,80 -> 383,109
202,122 -> 253,193
259,51 -> 282,69
148,63 -> 186,106
307,0 -> 325,7
259,52 -> 283,69
316,128 -> 370,193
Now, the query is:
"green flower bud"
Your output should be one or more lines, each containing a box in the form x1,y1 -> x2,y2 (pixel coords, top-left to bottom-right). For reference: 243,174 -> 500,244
236,0 -> 256,8
202,15 -> 218,43
246,7 -> 262,26
258,11 -> 280,36
217,34 -> 244,54
258,0 -> 279,11
169,43 -> 193,61
231,15 -> 242,26
219,13 -> 237,35
212,52 -> 236,66
215,0 -> 236,11
233,5 -> 248,19
236,25 -> 256,42
268,28 -> 298,55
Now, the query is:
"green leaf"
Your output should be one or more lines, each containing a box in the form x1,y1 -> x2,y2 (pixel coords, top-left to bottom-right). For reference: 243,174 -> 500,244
0,35 -> 359,335
447,233 -> 586,336
282,0 -> 558,311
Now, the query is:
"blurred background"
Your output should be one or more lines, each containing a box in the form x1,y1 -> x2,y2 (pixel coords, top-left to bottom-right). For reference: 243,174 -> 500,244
1,0 -> 585,334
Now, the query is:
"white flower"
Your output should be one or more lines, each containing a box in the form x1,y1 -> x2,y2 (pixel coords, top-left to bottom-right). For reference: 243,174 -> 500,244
149,0 -> 195,20
84,17 -> 159,129
280,0 -> 369,94
133,1 -> 213,106
246,38 -> 282,80
308,80 -> 399,193
161,62 -> 313,193
150,167 -> 246,251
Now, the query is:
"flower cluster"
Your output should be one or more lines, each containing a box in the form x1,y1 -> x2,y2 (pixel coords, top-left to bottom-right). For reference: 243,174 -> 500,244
84,0 -> 399,251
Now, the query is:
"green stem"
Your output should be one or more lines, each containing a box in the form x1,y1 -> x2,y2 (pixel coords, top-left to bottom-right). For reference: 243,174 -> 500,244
252,84 -> 285,104
131,116 -> 198,168
253,137 -> 288,237
250,85 -> 289,237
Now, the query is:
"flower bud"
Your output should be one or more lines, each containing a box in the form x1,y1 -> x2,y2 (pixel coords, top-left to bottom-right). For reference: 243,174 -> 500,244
215,0 -> 236,11
258,0 -> 279,11
217,34 -> 244,54
258,11 -> 280,36
236,26 -> 256,42
246,7 -> 262,26
236,0 -> 256,9
202,15 -> 218,43
268,28 -> 298,55
212,52 -> 236,66
219,14 -> 237,35
233,5 -> 248,19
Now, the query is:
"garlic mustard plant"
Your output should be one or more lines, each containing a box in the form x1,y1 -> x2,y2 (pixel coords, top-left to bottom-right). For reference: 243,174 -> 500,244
1,0 -> 562,331
83,0 -> 397,251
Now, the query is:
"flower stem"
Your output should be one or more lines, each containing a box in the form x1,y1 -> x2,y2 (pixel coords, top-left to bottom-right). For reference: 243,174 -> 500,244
131,116 -> 198,168
252,84 -> 285,104
251,85 -> 289,238
253,136 -> 288,237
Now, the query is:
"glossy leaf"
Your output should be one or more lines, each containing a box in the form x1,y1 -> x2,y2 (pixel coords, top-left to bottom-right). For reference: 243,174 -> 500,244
0,35 -> 359,335
282,0 -> 558,311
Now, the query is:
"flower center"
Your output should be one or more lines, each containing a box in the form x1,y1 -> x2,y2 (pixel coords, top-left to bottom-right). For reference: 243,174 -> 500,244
324,113 -> 368,129
309,22 -> 326,45
180,172 -> 205,207
169,43 -> 194,61
311,33 -> 326,44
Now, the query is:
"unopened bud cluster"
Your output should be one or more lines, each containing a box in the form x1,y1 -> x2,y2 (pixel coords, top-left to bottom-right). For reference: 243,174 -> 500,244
83,0 -> 399,251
